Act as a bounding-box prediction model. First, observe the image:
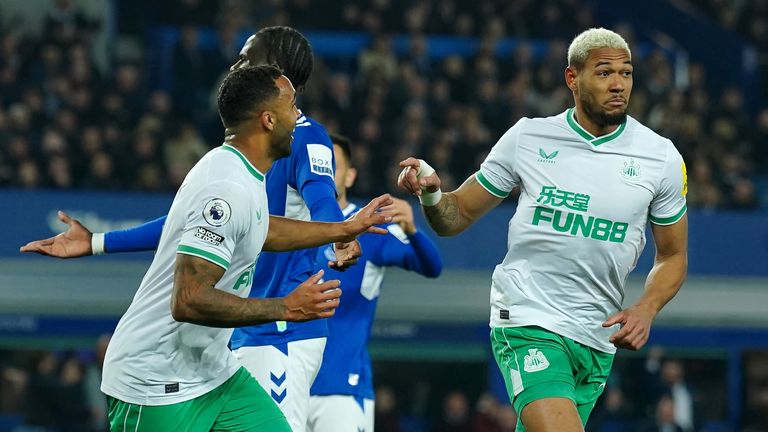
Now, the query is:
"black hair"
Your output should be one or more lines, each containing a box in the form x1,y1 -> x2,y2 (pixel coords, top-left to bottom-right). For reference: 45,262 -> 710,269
217,65 -> 282,128
255,26 -> 314,90
329,132 -> 352,163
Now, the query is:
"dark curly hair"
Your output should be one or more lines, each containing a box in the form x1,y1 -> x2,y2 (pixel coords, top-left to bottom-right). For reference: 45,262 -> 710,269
255,26 -> 314,91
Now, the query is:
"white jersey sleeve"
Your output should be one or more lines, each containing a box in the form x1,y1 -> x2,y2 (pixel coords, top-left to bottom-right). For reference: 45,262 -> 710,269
649,143 -> 688,225
177,180 -> 252,270
476,118 -> 525,198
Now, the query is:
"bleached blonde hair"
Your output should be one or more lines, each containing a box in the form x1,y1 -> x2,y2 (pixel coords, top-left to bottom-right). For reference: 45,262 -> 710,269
567,28 -> 631,69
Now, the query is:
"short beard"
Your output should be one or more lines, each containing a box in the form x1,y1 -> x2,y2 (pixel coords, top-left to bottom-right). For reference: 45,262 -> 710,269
269,133 -> 292,160
580,93 -> 627,128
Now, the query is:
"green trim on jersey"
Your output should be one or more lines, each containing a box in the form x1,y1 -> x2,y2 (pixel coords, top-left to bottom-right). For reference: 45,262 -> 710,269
476,171 -> 510,198
222,144 -> 265,182
177,245 -> 230,269
649,204 -> 687,225
566,108 -> 627,147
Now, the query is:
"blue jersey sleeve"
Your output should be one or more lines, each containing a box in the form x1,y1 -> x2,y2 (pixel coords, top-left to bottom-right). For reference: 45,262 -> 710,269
373,225 -> 443,278
104,215 -> 166,253
303,181 -> 344,222
293,123 -> 342,222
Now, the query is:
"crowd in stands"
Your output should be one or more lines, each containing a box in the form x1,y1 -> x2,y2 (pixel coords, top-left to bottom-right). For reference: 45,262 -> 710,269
0,337 -> 110,432
0,342 -> 736,432
0,0 -> 766,209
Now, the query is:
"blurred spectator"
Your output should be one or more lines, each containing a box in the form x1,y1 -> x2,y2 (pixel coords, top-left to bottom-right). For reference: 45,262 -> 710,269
82,152 -> 117,189
432,391 -> 471,432
358,35 -> 398,84
173,26 -> 208,118
164,0 -> 218,27
590,386 -> 632,432
164,120 -> 210,188
44,0 -> 98,46
0,366 -> 26,414
638,395 -> 684,432
744,351 -> 768,430
21,352 -> 59,431
56,356 -> 92,432
375,385 -> 402,432
642,349 -> 694,432
84,335 -> 111,432
16,160 -> 43,189
470,393 -> 502,432
494,404 -> 518,432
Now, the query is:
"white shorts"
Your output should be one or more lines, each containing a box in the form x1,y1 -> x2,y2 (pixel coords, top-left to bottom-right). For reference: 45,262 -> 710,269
308,394 -> 375,432
232,337 -> 326,432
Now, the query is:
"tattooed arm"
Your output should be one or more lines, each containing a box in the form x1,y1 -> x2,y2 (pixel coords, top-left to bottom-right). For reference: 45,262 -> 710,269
397,158 -> 504,236
171,254 -> 341,327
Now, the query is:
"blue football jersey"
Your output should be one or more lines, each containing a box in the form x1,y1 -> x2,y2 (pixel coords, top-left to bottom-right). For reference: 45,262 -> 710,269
230,113 -> 343,349
309,204 -> 442,399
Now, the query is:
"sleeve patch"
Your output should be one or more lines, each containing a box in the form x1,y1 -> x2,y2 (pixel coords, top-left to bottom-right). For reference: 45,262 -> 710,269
202,198 -> 231,226
194,227 -> 224,246
307,144 -> 334,178
681,161 -> 688,197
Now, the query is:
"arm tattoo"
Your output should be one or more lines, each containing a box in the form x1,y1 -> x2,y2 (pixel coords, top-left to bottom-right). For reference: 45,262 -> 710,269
423,192 -> 461,235
173,255 -> 286,327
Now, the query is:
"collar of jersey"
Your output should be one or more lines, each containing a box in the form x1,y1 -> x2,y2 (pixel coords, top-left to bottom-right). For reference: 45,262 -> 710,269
296,108 -> 307,125
221,144 -> 265,182
566,108 -> 627,146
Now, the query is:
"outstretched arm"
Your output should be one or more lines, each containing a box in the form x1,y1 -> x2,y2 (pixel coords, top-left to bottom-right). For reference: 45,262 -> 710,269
171,254 -> 341,327
397,158 -> 504,236
603,214 -> 688,350
20,212 -> 166,257
103,216 -> 166,253
263,194 -> 393,252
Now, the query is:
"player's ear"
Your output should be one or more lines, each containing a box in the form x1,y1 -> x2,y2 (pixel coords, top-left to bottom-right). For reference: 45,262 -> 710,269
345,167 -> 357,188
260,110 -> 276,131
565,66 -> 578,92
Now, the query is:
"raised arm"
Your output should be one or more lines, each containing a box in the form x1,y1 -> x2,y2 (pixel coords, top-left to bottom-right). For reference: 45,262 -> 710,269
397,158 -> 504,236
263,194 -> 393,252
603,215 -> 688,350
171,254 -> 341,327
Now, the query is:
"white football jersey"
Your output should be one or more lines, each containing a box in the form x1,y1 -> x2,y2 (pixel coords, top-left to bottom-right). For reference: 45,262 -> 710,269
478,109 -> 687,353
101,144 -> 270,405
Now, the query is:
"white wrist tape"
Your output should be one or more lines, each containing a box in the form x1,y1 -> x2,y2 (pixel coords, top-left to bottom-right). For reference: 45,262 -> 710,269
91,233 -> 106,256
419,189 -> 443,206
415,159 -> 435,179
415,159 -> 442,206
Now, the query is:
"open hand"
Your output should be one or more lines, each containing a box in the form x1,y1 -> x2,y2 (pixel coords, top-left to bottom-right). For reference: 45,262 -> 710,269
339,194 -> 393,242
284,270 -> 342,321
19,211 -> 93,258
